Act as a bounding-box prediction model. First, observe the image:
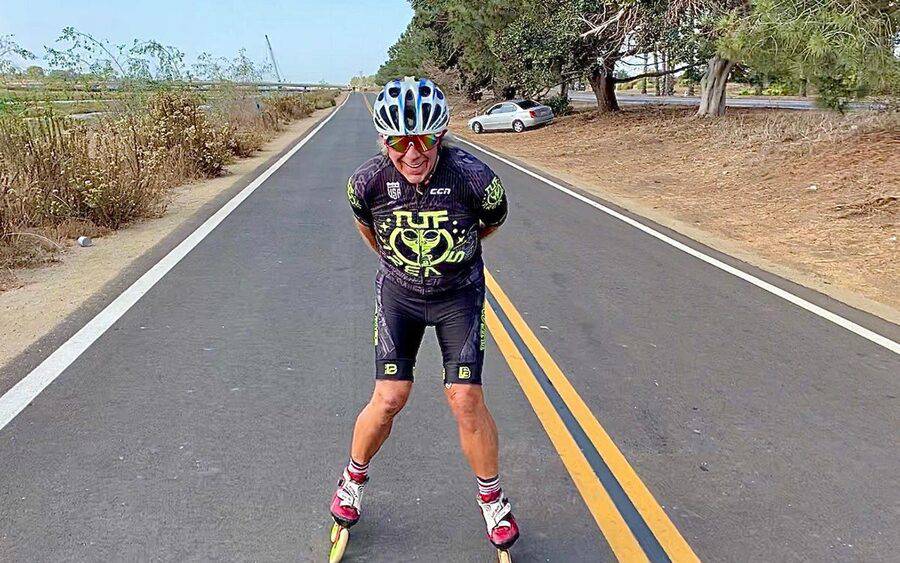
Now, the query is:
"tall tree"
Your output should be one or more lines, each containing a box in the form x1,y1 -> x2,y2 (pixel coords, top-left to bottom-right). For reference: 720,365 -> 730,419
581,0 -> 684,111
723,0 -> 900,110
666,0 -> 749,117
490,1 -> 587,99
45,28 -> 189,83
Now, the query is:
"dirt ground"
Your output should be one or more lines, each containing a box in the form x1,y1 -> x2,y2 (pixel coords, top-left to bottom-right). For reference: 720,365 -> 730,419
0,94 -> 347,372
451,102 -> 898,321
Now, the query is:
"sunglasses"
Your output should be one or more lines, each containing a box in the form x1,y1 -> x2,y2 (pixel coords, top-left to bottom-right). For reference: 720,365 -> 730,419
384,133 -> 444,153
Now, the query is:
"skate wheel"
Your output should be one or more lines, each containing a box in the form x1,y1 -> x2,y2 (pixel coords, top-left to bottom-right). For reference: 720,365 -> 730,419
329,526 -> 349,563
330,522 -> 340,543
497,549 -> 512,563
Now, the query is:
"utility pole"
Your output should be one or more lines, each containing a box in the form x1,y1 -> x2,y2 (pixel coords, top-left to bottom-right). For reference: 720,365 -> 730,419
265,34 -> 282,83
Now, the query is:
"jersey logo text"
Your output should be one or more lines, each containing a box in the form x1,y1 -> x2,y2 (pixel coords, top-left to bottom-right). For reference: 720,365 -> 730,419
386,181 -> 401,199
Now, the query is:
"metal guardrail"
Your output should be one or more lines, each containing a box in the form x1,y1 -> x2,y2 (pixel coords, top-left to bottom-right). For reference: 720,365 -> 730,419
188,81 -> 347,91
1,80 -> 348,92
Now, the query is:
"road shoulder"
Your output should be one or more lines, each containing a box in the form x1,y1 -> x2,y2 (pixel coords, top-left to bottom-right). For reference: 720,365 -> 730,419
451,123 -> 899,326
0,93 -> 347,387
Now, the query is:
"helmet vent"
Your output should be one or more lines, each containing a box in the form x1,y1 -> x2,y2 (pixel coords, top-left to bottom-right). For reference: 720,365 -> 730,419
419,85 -> 432,97
421,103 -> 432,126
377,91 -> 385,101
431,105 -> 443,127
388,87 -> 400,98
384,106 -> 397,129
404,105 -> 417,130
436,89 -> 444,100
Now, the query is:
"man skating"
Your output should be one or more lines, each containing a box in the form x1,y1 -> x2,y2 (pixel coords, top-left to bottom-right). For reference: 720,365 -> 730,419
330,77 -> 518,557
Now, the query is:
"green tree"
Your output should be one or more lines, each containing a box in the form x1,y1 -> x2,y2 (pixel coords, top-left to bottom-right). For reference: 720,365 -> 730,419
380,0 -> 699,111
581,0 -> 693,111
45,28 -> 187,84
723,0 -> 900,111
350,74 -> 379,89
376,0 -> 518,99
0,34 -> 35,75
375,22 -> 434,83
191,52 -> 229,81
490,1 -> 588,99
226,48 -> 272,82
665,0 -> 749,117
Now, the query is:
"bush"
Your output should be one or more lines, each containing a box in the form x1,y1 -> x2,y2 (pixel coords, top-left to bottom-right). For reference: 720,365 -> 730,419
761,83 -> 793,97
225,126 -> 266,158
0,112 -> 169,234
145,91 -> 232,177
544,95 -> 571,116
0,87 -> 339,268
268,94 -> 315,121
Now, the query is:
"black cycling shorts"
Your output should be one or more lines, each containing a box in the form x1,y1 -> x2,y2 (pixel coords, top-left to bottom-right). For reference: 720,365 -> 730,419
373,271 -> 486,385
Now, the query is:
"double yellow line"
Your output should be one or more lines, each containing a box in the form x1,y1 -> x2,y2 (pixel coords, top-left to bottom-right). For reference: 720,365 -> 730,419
485,270 -> 698,562
359,92 -> 698,561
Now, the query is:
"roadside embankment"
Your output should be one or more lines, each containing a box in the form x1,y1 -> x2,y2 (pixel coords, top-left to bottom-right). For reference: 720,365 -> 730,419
1,88 -> 339,280
0,91 -> 347,374
451,103 -> 898,321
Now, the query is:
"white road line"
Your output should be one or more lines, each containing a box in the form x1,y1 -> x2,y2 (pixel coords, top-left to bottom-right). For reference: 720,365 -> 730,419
0,95 -> 350,432
455,136 -> 900,355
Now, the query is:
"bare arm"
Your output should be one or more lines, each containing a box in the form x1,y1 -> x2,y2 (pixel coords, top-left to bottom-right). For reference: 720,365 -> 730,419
355,220 -> 379,253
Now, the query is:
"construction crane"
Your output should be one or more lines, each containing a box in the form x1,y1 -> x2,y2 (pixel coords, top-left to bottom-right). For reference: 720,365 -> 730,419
265,34 -> 282,83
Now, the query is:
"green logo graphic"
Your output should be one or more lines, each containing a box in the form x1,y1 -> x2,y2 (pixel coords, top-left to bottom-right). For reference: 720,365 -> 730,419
379,210 -> 471,278
373,305 -> 378,345
479,305 -> 486,351
398,228 -> 444,266
347,177 -> 362,209
483,177 -> 504,211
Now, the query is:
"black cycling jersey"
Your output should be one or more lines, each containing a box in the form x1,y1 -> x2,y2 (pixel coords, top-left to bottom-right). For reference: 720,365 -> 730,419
348,145 -> 508,295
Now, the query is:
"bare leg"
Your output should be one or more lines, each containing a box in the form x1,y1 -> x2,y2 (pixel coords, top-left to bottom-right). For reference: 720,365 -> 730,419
350,380 -> 413,464
444,384 -> 499,477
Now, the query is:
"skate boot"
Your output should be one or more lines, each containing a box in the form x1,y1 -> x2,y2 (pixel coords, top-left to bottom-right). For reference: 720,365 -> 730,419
478,490 -> 520,562
328,469 -> 366,562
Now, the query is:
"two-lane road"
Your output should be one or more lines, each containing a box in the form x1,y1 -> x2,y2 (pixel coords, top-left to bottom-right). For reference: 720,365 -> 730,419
1,93 -> 897,561
568,90 -> 882,111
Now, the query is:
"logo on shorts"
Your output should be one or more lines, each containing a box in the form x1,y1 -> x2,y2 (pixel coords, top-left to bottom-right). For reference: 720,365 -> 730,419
384,363 -> 398,375
458,366 -> 471,380
386,181 -> 401,199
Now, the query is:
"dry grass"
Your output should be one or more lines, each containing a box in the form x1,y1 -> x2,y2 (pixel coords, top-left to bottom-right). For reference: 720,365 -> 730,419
0,88 -> 338,274
451,103 -> 899,308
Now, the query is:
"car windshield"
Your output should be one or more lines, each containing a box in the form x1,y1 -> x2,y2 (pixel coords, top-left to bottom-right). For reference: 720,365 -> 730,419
516,100 -> 540,109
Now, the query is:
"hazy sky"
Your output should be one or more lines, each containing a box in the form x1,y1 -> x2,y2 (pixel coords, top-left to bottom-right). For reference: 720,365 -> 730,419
1,0 -> 413,83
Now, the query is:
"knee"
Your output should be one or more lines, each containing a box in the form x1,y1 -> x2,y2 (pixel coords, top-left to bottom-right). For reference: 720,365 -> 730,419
447,386 -> 485,423
371,388 -> 409,418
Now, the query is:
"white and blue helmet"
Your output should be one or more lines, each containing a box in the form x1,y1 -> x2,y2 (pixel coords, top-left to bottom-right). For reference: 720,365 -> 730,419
372,77 -> 450,136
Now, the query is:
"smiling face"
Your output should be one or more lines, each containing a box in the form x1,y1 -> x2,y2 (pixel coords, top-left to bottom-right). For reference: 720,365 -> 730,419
385,138 -> 441,184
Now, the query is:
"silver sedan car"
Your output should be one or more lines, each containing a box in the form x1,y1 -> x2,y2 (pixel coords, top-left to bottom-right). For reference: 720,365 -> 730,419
467,99 -> 554,133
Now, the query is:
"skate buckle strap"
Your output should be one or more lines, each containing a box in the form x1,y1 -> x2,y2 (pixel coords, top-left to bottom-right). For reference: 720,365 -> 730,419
479,495 -> 512,531
337,470 -> 365,509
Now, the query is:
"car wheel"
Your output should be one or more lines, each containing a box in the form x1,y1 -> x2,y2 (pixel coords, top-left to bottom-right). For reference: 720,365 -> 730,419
512,120 -> 525,133
472,122 -> 483,134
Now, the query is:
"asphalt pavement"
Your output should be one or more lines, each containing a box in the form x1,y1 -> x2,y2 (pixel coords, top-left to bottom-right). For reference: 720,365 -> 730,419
567,91 -> 881,111
1,93 -> 897,562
